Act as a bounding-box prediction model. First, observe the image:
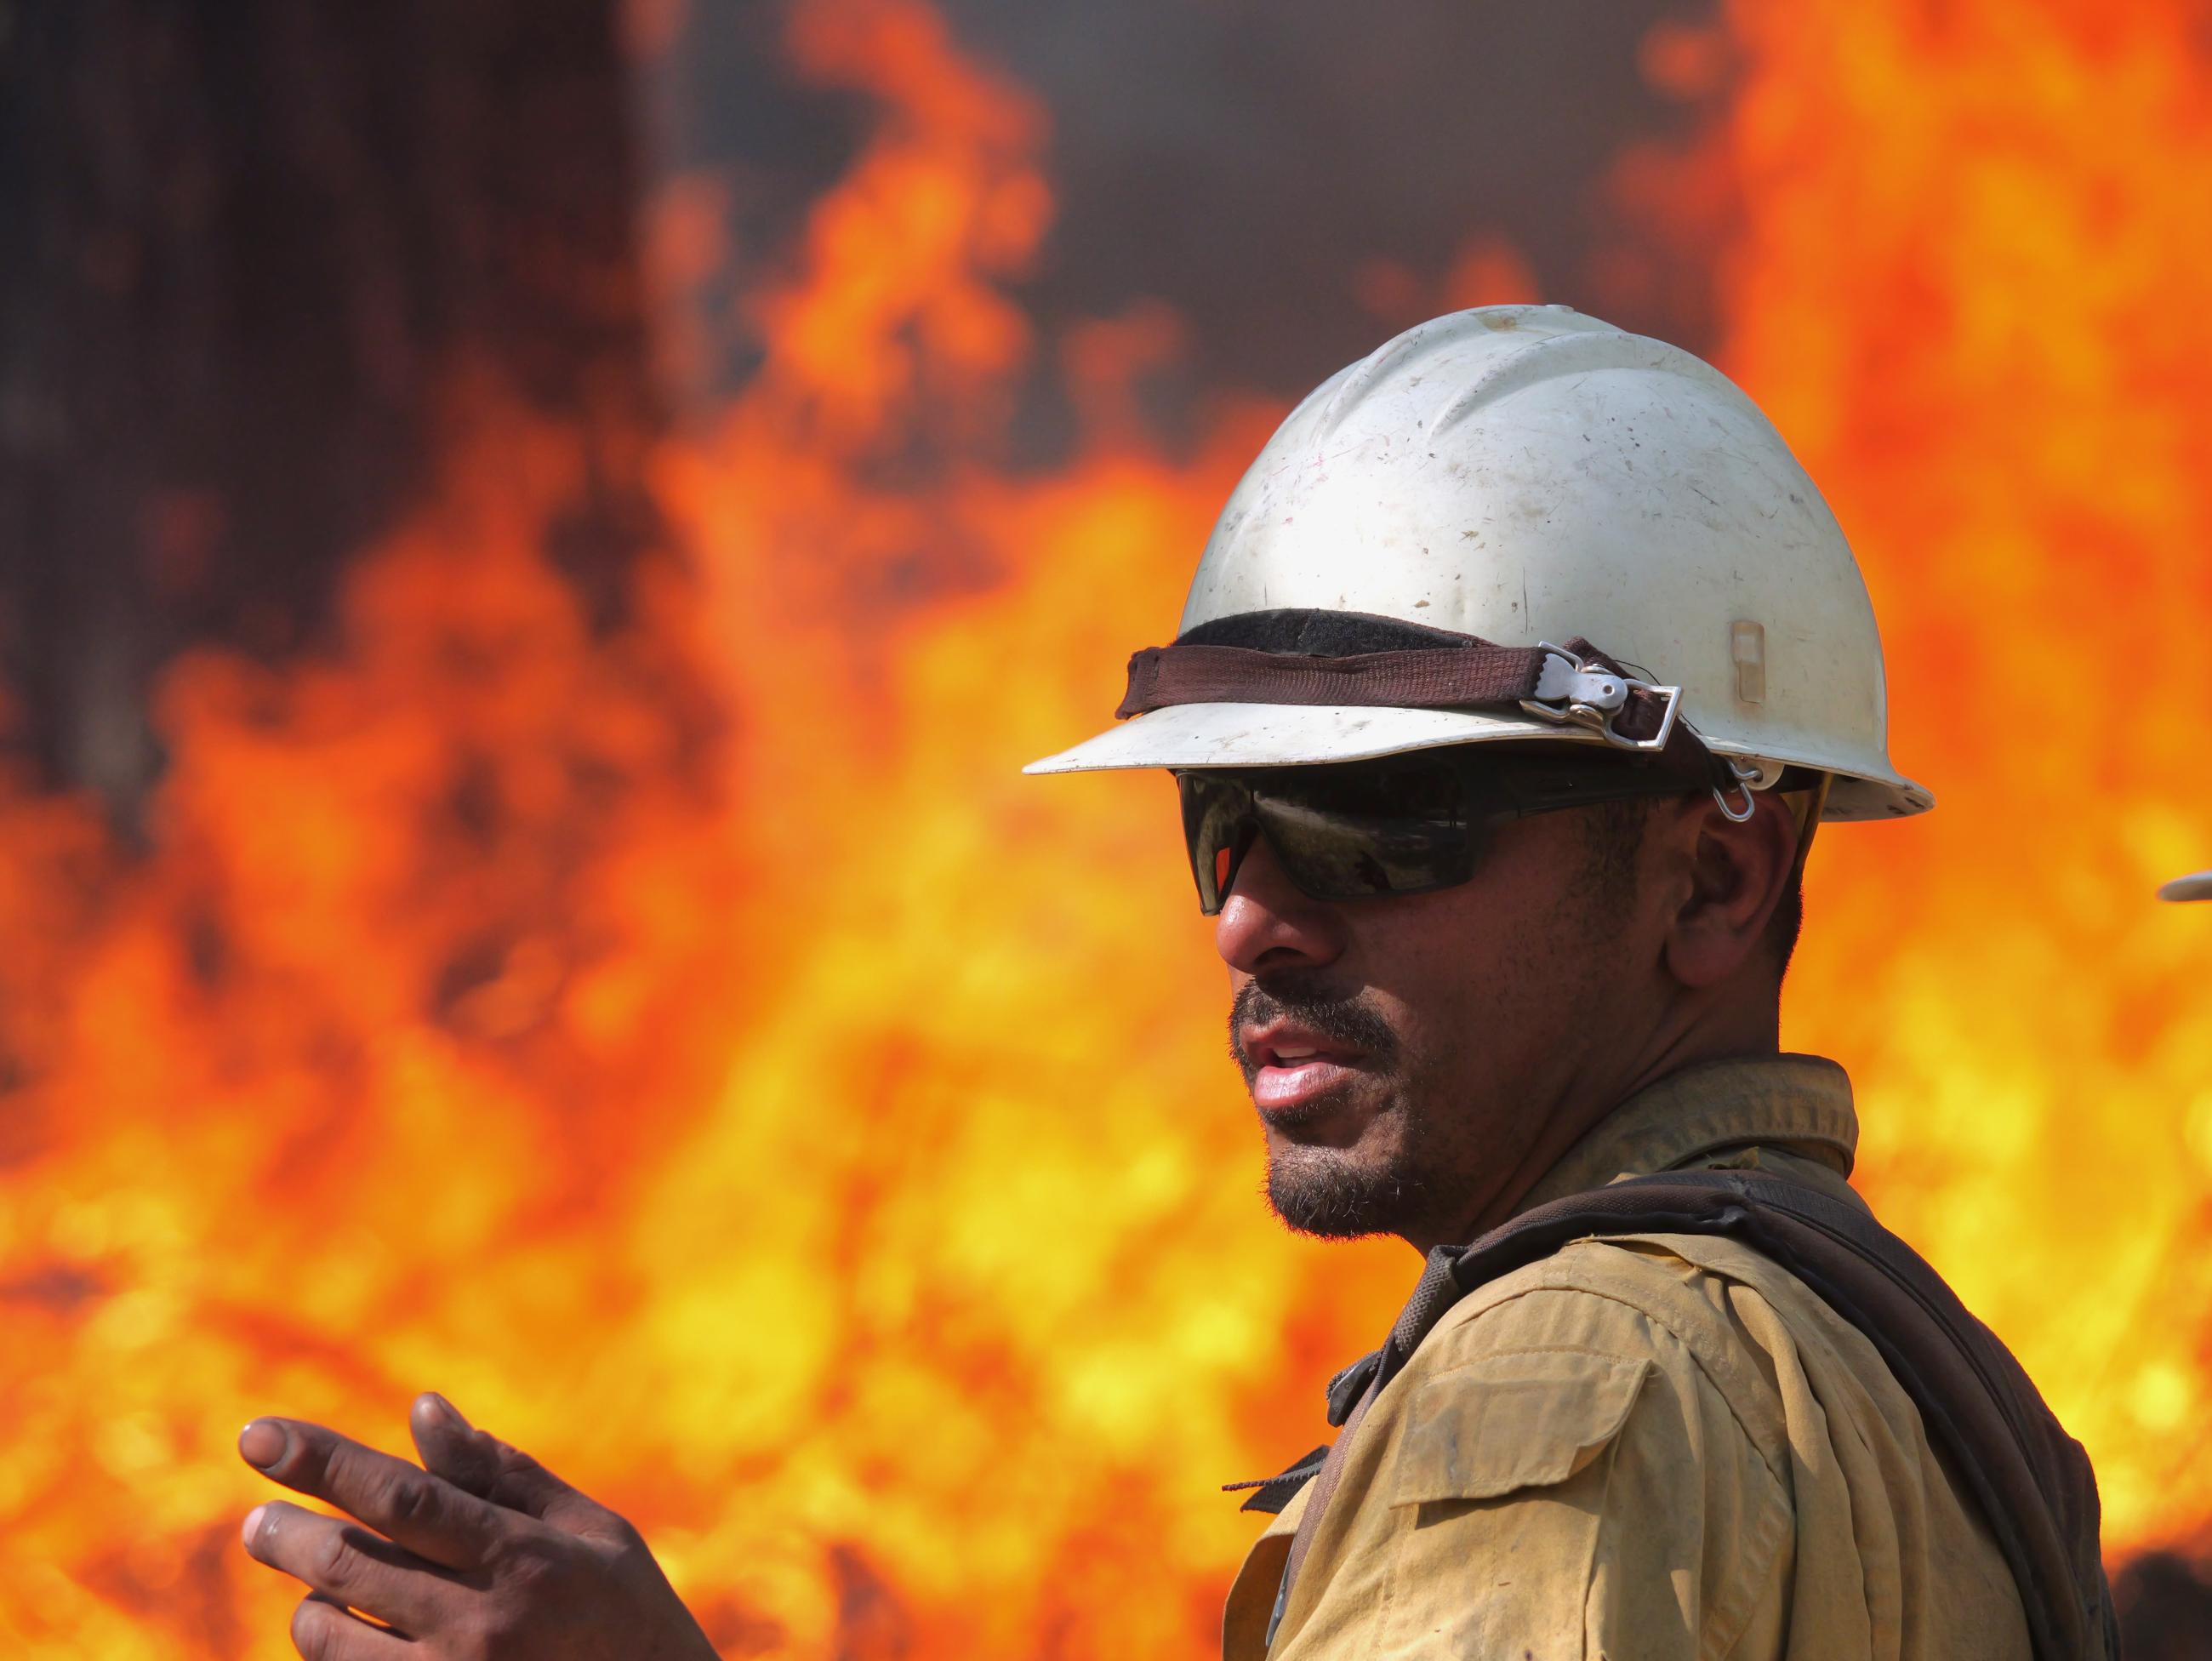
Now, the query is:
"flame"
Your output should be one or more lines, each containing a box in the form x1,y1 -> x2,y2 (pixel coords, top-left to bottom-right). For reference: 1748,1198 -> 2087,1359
2,0 -> 2209,1654
1701,0 -> 2212,1551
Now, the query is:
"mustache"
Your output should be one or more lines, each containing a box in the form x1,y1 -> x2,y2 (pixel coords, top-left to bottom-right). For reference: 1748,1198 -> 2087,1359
1229,974 -> 1401,1076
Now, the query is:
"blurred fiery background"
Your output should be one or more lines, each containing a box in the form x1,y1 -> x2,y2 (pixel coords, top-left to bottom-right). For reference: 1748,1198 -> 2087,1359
2,0 -> 2210,1654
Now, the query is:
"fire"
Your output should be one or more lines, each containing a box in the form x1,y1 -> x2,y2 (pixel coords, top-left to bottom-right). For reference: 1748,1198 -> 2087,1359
1,0 -> 2208,1655
1701,0 -> 2212,1553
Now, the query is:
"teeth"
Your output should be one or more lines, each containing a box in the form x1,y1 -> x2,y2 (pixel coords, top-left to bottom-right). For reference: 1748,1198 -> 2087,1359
1273,1047 -> 1319,1062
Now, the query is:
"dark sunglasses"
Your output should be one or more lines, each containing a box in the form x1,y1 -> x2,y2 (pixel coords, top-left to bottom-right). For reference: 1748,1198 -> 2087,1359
1175,746 -> 1718,916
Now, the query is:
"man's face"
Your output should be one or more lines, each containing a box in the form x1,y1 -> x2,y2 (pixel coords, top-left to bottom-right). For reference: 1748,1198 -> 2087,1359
1216,800 -> 1649,1250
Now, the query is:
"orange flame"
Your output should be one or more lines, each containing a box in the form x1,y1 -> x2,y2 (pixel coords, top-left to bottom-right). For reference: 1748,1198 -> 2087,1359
2,0 -> 2209,1655
1703,0 -> 2212,1551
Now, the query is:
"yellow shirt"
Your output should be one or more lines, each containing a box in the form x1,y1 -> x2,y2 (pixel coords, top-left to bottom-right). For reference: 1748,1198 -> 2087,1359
1223,1054 -> 2034,1661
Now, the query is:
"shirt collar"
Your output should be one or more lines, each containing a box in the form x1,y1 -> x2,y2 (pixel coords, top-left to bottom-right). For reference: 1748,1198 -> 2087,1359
1516,1052 -> 1859,1217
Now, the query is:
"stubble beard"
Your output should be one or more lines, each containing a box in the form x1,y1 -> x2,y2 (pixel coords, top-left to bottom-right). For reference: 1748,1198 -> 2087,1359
1230,813 -> 1649,1246
1231,976 -> 1438,1241
1264,1122 -> 1436,1241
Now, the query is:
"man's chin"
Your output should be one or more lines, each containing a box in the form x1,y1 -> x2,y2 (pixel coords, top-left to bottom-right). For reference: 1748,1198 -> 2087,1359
1263,1144 -> 1429,1241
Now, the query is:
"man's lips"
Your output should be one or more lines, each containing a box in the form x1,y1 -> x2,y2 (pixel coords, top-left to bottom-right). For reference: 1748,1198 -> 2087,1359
1240,1023 -> 1368,1115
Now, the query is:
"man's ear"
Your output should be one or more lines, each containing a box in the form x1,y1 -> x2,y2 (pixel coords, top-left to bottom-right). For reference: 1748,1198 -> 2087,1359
1661,790 -> 1801,990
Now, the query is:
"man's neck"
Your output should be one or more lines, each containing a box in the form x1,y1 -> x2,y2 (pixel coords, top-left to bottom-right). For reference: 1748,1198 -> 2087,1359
1405,1002 -> 1782,1253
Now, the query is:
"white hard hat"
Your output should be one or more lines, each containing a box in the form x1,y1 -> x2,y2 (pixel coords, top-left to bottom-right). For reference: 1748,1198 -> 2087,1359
2161,871 -> 2212,902
1027,305 -> 1930,822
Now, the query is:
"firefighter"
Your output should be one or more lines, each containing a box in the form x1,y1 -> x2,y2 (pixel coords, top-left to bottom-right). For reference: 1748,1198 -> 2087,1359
232,307 -> 2106,1659
1024,305 -> 2106,1658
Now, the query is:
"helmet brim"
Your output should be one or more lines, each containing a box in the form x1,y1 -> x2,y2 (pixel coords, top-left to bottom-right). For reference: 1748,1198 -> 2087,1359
1023,701 -> 1576,777
1023,699 -> 1933,822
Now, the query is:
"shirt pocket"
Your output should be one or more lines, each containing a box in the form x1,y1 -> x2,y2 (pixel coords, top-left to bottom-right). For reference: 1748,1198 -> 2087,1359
1391,1350 -> 1653,1505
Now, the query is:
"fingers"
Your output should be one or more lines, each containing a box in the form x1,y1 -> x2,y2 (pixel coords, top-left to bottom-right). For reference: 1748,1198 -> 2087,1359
288,1592 -> 413,1661
239,1418 -> 509,1571
408,1393 -> 619,1539
410,1393 -> 502,1498
243,1502 -> 458,1637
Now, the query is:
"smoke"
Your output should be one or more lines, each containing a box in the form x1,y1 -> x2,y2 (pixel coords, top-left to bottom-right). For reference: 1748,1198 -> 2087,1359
944,0 -> 1721,389
2112,1550 -> 2212,1660
653,0 -> 1725,408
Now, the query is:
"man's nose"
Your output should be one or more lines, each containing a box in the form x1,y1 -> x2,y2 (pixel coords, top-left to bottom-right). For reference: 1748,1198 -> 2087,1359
1213,836 -> 1349,975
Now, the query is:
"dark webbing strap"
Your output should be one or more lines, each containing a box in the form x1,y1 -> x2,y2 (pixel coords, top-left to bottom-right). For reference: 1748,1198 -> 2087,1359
1115,617 -> 1728,787
1273,1173 -> 2116,1661
1118,630 -> 1677,743
1119,640 -> 1555,717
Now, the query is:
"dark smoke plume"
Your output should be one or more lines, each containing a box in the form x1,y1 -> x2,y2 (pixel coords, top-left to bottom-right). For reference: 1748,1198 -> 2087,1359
658,0 -> 1727,407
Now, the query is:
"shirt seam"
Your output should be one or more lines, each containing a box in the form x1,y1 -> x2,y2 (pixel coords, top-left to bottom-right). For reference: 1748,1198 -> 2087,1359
1552,1338 -> 1789,1661
1559,1338 -> 1793,1661
1426,1270 -> 1793,1493
1703,1443 -> 1792,1661
1581,1413 -> 1626,1661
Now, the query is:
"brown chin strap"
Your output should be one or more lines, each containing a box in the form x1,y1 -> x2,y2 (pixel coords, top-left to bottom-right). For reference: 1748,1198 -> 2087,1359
1115,612 -> 1719,780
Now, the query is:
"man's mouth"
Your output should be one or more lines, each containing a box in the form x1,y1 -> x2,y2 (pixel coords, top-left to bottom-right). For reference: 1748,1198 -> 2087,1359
1240,1024 -> 1367,1115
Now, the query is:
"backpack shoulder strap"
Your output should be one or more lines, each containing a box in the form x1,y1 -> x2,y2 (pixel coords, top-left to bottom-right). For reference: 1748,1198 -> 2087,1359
1451,1171 -> 2117,1661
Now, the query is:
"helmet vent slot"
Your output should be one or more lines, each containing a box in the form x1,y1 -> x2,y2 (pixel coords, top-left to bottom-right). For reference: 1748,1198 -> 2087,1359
1730,620 -> 1767,705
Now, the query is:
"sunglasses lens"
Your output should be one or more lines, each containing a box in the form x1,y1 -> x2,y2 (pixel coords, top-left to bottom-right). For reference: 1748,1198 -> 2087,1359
1180,773 -> 1257,914
1177,762 -> 1479,912
1176,749 -> 1713,915
1258,763 -> 1476,901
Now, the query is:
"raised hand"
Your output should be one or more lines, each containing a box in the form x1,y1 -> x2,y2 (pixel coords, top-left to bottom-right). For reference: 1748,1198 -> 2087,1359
238,1394 -> 720,1661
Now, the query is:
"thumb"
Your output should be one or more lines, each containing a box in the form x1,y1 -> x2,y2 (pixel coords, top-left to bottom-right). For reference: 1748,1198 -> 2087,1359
409,1393 -> 614,1536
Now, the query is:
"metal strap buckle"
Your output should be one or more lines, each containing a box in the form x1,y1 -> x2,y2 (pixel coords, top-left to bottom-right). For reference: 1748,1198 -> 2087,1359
1713,760 -> 1762,822
1520,643 -> 1682,753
